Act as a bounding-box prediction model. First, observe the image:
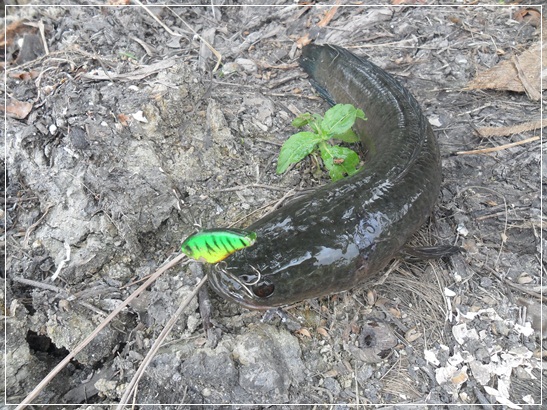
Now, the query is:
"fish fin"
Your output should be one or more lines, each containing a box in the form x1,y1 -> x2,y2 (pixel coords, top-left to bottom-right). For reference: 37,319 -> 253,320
299,44 -> 337,106
309,79 -> 336,106
400,245 -> 463,260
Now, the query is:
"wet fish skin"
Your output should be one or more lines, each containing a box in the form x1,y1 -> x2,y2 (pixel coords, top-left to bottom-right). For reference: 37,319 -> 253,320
207,44 -> 441,309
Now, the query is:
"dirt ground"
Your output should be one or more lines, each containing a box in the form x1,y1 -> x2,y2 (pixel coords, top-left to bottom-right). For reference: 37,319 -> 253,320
3,2 -> 545,408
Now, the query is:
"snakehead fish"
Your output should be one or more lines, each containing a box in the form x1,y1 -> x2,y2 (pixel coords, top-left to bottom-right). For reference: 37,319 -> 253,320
207,43 -> 442,309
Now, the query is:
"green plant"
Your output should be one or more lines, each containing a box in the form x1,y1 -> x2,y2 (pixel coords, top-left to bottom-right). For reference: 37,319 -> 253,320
118,51 -> 138,60
276,104 -> 366,181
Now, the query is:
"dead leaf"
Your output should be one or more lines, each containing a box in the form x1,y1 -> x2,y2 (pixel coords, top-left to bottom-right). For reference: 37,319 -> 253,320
324,369 -> 338,378
117,113 -> 130,126
466,42 -> 544,100
295,328 -> 311,338
0,20 -> 28,48
466,16 -> 545,100
450,369 -> 469,385
404,327 -> 422,343
373,296 -> 389,308
388,307 -> 402,318
8,70 -> 40,81
366,289 -> 376,305
316,327 -> 329,338
5,98 -> 33,119
516,273 -> 533,284
513,8 -> 541,27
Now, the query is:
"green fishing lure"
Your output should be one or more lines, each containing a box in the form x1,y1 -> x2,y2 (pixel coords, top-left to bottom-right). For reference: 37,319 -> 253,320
181,228 -> 257,264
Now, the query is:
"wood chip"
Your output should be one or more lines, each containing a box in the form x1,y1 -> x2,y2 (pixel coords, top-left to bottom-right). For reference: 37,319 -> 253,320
317,0 -> 341,27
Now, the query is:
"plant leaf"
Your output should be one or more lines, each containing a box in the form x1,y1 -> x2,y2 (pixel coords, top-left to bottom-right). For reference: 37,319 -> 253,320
320,144 -> 361,181
291,113 -> 313,128
309,113 -> 323,134
321,104 -> 364,137
331,146 -> 361,176
276,132 -> 323,174
355,108 -> 366,120
335,128 -> 360,143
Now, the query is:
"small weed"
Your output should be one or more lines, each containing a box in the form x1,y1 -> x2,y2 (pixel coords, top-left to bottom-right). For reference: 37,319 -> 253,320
276,104 -> 366,181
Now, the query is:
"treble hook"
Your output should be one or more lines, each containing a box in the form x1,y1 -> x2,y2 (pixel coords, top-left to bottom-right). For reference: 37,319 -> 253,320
242,265 -> 262,286
214,263 -> 255,299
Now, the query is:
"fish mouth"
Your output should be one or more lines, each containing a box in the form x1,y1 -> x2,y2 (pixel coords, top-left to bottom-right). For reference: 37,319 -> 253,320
207,265 -> 275,310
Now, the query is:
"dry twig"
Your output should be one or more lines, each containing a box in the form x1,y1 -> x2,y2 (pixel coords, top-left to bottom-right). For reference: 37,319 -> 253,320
116,275 -> 208,408
22,204 -> 53,247
456,136 -> 539,155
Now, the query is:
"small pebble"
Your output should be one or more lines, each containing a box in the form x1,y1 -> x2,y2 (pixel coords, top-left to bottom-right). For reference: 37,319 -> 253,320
479,277 -> 493,288
235,58 -> 257,73
222,62 -> 239,75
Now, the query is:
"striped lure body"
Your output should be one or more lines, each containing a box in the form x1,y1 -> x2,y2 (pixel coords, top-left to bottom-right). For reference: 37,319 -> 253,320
181,229 -> 257,264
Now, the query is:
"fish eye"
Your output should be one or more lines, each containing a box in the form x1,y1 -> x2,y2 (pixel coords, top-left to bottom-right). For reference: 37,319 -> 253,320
252,280 -> 275,298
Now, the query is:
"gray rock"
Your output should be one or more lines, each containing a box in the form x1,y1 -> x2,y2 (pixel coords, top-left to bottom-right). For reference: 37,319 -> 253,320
232,324 -> 304,401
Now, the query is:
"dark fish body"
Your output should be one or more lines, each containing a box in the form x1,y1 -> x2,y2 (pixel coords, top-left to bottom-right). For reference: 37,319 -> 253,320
208,44 -> 441,309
